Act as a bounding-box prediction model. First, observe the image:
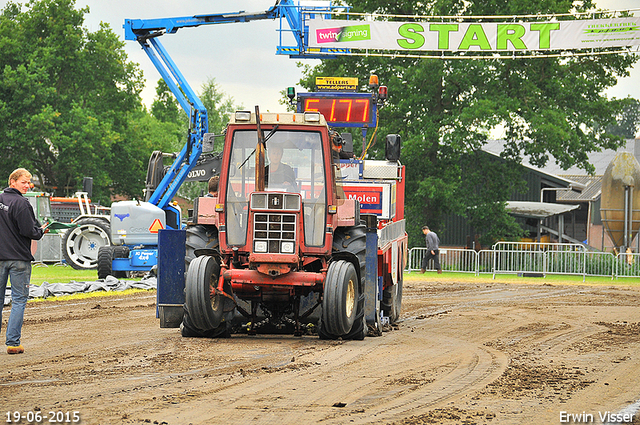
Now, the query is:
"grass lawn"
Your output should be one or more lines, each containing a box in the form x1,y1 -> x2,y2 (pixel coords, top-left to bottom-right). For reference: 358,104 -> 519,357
404,270 -> 639,287
30,264 -> 99,286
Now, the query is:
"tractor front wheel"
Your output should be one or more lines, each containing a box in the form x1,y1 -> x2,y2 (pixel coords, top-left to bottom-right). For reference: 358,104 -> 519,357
184,255 -> 224,333
321,260 -> 359,337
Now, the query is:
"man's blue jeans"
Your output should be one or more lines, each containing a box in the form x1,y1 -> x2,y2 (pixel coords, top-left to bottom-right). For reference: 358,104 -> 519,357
0,260 -> 31,347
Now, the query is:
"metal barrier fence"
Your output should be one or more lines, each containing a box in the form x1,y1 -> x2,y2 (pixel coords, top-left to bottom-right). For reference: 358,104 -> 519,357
406,245 -> 640,280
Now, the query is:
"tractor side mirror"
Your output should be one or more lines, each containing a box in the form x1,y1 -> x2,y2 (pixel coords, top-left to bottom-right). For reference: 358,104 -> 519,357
340,133 -> 354,159
385,134 -> 401,161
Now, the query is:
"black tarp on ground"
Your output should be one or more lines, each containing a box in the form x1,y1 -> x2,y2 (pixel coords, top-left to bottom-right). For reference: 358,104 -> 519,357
3,275 -> 157,306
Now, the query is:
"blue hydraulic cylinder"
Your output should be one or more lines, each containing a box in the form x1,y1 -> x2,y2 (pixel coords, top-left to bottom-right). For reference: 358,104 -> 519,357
157,229 -> 186,328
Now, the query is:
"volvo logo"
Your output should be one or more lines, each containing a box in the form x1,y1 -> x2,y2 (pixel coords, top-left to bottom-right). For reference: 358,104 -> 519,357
187,169 -> 207,179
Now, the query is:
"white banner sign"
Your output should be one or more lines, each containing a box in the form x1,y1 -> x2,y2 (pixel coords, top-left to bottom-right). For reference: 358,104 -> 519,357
308,18 -> 640,52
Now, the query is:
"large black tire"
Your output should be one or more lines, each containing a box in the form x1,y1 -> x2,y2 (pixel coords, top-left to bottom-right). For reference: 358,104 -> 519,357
97,246 -> 113,279
382,244 -> 404,324
62,217 -> 111,270
322,224 -> 367,340
332,224 -> 367,282
185,225 -> 219,271
382,278 -> 403,324
97,246 -> 129,280
321,260 -> 359,336
184,256 -> 224,332
112,246 -> 130,279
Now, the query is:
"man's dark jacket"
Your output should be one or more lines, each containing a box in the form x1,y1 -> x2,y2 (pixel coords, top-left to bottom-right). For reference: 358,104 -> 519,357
0,187 -> 44,261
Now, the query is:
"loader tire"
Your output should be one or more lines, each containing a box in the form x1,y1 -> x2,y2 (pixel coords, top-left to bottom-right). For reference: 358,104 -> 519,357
62,217 -> 111,270
97,246 -> 113,279
112,246 -> 130,279
97,246 -> 129,280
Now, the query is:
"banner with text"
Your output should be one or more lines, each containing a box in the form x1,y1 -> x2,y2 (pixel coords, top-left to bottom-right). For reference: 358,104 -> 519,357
309,18 -> 640,52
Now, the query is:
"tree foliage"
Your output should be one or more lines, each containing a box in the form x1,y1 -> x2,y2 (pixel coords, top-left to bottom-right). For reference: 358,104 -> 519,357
605,97 -> 640,139
301,0 -> 638,247
0,0 -> 153,204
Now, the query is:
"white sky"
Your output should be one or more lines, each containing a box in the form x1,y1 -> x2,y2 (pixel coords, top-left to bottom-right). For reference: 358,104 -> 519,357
1,0 -> 639,113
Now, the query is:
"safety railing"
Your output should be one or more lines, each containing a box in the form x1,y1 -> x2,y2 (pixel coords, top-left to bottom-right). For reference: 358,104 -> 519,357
406,245 -> 640,281
617,252 -> 640,279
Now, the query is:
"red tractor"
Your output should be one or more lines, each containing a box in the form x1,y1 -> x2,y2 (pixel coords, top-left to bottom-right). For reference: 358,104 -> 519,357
158,108 -> 407,339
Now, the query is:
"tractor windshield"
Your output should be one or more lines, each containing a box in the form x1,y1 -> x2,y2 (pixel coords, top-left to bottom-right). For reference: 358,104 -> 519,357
226,129 -> 327,247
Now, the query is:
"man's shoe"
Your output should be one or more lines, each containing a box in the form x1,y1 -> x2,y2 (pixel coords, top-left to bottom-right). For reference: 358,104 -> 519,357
7,345 -> 24,354
437,269 -> 442,274
420,269 -> 426,274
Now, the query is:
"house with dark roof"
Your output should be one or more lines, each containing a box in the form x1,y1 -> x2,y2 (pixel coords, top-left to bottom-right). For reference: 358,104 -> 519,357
478,138 -> 640,252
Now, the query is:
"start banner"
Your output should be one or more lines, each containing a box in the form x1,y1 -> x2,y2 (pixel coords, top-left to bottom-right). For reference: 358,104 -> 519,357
308,18 -> 640,52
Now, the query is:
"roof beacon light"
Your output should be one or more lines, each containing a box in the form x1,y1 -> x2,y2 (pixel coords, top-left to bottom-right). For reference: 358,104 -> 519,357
378,85 -> 388,100
369,74 -> 379,90
287,87 -> 296,101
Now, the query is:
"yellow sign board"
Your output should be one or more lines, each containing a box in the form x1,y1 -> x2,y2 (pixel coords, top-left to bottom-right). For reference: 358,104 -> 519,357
316,77 -> 358,91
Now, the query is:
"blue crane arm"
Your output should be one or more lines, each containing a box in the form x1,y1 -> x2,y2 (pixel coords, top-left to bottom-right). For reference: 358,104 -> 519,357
124,1 -> 347,211
124,8 -> 280,40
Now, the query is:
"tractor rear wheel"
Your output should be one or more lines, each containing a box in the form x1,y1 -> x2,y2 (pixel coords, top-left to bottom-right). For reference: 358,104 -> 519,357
185,225 -> 219,272
184,255 -> 224,333
62,217 -> 111,270
321,260 -> 359,337
382,245 -> 404,324
382,279 -> 403,324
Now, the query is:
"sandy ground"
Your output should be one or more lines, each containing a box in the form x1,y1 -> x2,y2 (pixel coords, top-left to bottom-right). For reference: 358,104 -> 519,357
3,275 -> 640,425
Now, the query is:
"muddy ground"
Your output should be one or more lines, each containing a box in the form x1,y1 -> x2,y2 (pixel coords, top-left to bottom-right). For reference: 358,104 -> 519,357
3,275 -> 640,425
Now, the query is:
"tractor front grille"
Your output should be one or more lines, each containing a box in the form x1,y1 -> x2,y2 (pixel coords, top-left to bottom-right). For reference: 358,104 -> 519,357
253,213 -> 297,254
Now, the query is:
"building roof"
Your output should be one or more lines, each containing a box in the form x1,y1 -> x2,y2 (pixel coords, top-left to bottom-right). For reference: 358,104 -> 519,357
556,175 -> 602,202
505,201 -> 580,219
483,138 -> 639,176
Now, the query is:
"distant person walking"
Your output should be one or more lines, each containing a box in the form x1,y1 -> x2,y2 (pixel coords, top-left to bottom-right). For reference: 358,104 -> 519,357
0,168 -> 46,354
420,225 -> 442,274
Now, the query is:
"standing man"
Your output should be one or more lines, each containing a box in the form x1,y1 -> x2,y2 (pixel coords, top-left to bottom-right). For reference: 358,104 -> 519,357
0,168 -> 46,354
420,225 -> 442,274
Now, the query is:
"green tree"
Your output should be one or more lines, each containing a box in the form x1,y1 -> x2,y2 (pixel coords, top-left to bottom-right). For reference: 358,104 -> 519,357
605,97 -> 640,139
300,0 -> 638,247
0,0 -> 146,204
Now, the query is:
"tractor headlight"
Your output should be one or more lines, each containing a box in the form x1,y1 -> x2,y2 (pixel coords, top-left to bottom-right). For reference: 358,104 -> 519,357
251,193 -> 268,209
235,111 -> 251,121
281,241 -> 294,254
304,112 -> 320,122
254,241 -> 268,253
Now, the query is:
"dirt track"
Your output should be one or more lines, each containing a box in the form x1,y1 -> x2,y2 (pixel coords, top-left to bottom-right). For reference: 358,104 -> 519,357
3,275 -> 640,425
